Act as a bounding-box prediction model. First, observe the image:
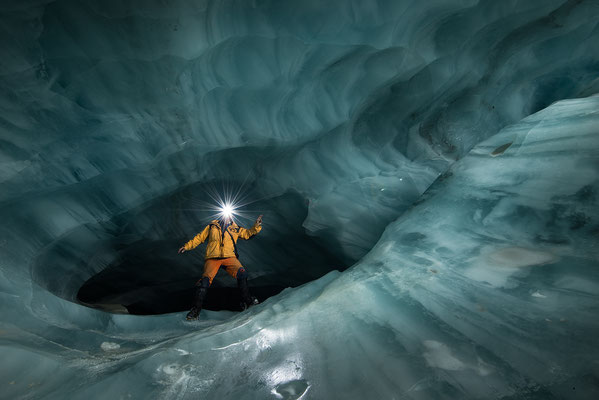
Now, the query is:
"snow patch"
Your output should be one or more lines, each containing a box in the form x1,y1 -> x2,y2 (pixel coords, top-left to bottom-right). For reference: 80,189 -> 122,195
100,342 -> 120,351
422,340 -> 466,371
485,247 -> 557,268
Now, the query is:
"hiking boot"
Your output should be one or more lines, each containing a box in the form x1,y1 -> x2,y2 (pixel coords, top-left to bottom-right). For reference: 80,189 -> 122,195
240,296 -> 259,311
186,280 -> 209,321
186,306 -> 200,320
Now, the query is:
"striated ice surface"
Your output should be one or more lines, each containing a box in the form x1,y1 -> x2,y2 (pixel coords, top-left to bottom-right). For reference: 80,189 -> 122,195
1,0 -> 599,398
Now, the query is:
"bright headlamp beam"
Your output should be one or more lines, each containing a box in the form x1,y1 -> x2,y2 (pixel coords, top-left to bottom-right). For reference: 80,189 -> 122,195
219,202 -> 236,220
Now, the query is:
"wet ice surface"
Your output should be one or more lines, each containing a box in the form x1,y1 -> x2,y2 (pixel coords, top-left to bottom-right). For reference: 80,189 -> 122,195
364,95 -> 599,397
1,0 -> 599,398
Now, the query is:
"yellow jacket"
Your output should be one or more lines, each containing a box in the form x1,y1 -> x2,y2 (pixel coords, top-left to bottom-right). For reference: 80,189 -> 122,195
184,220 -> 262,259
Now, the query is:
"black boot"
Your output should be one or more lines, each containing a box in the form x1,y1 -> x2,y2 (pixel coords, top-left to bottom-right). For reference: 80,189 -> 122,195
237,277 -> 259,310
186,278 -> 209,320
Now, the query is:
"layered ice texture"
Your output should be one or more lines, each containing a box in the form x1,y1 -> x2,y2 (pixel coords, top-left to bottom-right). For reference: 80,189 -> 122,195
1,0 -> 599,398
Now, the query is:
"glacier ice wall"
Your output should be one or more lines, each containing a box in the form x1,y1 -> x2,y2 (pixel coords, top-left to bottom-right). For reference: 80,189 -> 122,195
1,0 -> 599,398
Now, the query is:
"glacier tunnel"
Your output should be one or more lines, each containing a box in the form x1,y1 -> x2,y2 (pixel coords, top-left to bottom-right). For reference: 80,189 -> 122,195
1,0 -> 599,398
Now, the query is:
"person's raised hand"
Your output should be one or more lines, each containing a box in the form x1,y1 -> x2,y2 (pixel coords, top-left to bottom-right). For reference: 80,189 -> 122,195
256,215 -> 263,226
178,246 -> 186,254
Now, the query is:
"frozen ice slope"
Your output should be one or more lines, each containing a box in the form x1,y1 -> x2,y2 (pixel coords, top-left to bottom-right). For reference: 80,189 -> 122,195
0,0 -> 599,399
2,88 -> 598,400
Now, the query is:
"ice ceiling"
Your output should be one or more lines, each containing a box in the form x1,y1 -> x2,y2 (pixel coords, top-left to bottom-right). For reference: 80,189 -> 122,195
1,0 -> 599,398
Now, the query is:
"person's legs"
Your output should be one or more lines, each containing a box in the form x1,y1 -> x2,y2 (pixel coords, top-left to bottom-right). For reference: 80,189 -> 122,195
186,259 -> 222,320
202,258 -> 223,285
221,257 -> 244,278
222,258 -> 258,309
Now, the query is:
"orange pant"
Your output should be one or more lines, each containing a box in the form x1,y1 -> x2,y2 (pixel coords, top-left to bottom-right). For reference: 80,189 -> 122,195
200,257 -> 244,285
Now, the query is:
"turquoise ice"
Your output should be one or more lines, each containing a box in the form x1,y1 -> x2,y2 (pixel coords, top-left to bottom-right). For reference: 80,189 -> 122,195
1,0 -> 598,398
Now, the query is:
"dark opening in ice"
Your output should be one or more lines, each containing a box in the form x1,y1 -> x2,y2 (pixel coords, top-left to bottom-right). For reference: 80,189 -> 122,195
32,182 -> 348,314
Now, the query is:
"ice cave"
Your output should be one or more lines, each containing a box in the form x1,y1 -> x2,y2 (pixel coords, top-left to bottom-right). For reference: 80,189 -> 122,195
1,0 -> 599,398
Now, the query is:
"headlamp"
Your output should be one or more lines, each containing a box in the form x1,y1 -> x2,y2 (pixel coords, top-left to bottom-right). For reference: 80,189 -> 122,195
220,203 -> 235,220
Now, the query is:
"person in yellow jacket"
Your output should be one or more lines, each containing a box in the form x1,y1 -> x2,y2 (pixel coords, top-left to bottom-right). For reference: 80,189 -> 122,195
178,214 -> 263,320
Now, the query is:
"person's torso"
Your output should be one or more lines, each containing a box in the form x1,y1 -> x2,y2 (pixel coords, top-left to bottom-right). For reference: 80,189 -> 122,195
205,223 -> 239,258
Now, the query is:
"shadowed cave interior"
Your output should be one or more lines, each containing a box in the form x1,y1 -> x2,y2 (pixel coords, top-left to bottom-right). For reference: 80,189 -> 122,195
67,183 -> 349,314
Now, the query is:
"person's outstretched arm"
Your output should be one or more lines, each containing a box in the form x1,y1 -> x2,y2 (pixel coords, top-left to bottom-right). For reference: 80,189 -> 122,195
178,225 -> 210,253
238,215 -> 263,240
